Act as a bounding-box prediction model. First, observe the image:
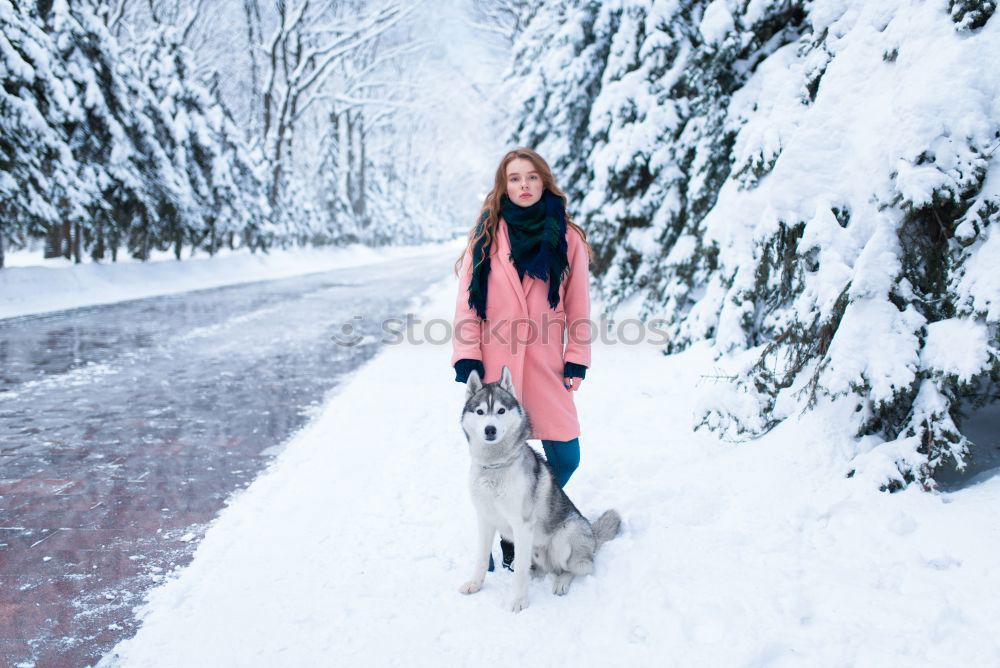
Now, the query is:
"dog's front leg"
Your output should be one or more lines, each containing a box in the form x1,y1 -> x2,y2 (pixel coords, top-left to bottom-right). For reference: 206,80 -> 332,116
509,522 -> 533,612
459,515 -> 494,595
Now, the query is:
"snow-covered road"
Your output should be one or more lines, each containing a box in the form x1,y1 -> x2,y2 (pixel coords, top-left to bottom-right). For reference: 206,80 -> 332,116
100,272 -> 1000,667
0,248 -> 455,667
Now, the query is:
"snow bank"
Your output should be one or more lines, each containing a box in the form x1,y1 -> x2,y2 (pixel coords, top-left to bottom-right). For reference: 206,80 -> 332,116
100,275 -> 1000,667
0,239 -> 463,320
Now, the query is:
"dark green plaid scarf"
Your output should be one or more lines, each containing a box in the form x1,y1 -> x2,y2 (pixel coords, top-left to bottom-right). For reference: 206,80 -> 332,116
467,189 -> 569,320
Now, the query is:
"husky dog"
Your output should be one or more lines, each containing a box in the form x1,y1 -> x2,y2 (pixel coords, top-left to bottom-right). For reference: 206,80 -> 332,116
457,365 -> 622,613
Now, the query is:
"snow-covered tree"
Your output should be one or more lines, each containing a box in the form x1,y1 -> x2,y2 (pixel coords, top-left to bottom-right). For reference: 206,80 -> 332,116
49,0 -> 203,262
948,0 -> 996,30
0,0 -> 281,264
504,0 -> 619,208
133,15 -> 270,256
682,0 -> 1000,491
502,0 -> 1000,491
467,0 -> 539,44
581,0 -> 809,325
4,0 -> 475,267
0,0 -> 75,268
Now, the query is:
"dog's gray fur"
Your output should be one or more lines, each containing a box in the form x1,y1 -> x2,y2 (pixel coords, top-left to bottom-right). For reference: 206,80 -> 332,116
457,365 -> 622,612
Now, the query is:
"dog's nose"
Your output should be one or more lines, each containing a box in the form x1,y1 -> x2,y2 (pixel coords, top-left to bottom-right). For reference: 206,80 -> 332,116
484,425 -> 496,439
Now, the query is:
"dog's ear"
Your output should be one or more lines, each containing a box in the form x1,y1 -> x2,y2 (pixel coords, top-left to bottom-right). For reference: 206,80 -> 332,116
499,365 -> 516,399
466,369 -> 483,397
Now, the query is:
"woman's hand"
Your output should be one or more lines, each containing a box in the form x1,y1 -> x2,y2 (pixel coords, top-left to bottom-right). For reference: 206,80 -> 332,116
563,376 -> 584,392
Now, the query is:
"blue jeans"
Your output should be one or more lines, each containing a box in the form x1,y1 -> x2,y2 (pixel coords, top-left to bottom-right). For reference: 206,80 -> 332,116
541,437 -> 580,488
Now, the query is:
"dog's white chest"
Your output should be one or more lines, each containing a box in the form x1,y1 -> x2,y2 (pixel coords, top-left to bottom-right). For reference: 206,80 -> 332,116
471,469 -> 507,498
469,467 -> 524,528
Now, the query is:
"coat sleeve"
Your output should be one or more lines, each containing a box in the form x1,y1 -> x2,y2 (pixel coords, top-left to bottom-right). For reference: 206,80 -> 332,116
451,247 -> 484,367
562,230 -> 591,369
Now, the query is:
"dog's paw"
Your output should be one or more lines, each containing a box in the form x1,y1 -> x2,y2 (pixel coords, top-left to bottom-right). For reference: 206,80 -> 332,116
458,580 -> 482,595
509,595 -> 529,613
551,573 -> 574,595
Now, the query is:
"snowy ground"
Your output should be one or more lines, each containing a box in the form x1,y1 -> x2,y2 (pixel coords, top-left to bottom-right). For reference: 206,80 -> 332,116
0,239 -> 461,320
98,271 -> 1000,667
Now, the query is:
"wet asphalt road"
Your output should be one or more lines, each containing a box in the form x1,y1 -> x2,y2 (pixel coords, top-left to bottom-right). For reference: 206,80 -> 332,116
0,249 -> 454,667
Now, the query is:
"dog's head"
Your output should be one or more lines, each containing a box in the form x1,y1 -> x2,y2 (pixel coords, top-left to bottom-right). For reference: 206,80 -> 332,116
461,365 -> 529,457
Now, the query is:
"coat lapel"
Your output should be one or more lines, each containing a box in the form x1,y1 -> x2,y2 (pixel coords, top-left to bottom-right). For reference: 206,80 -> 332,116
496,218 -> 530,316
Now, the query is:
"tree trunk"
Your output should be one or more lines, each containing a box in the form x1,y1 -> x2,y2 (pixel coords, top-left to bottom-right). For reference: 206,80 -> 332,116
357,113 -> 366,220
73,221 -> 82,264
243,0 -> 264,137
269,115 -> 289,207
44,224 -> 62,258
92,228 -> 105,262
345,112 -> 354,210
36,0 -> 53,22
61,221 -> 70,259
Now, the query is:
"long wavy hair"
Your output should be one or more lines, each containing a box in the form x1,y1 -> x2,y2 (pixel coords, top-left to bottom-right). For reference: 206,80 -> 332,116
453,147 -> 592,278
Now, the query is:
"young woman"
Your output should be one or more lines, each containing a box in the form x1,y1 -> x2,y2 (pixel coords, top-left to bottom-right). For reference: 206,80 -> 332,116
451,147 -> 593,572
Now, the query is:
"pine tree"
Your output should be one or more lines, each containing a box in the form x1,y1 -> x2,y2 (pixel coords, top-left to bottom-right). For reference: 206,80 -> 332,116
504,0 -> 621,207
503,0 -> 1000,490
948,0 -> 996,31
0,0 -> 76,267
584,0 -> 809,328
0,0 -> 272,266
135,24 -> 270,257
45,0 -> 187,262
684,2 -> 999,490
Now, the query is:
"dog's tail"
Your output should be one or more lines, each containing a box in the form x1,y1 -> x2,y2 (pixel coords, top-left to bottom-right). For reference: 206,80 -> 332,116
592,509 -> 622,548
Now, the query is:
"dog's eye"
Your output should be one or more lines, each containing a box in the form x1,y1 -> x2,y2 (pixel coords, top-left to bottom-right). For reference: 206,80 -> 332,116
497,408 -> 505,414
476,409 -> 484,415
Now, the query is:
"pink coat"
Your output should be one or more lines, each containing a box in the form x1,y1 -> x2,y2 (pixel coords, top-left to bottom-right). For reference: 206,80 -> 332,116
451,217 -> 592,440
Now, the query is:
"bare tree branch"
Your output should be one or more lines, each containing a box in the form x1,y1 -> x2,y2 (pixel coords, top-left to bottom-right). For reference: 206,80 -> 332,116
179,0 -> 206,43
467,0 -> 537,44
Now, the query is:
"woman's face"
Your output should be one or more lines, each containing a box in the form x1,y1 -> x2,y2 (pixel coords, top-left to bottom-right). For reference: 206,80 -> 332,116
505,157 -> 543,207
